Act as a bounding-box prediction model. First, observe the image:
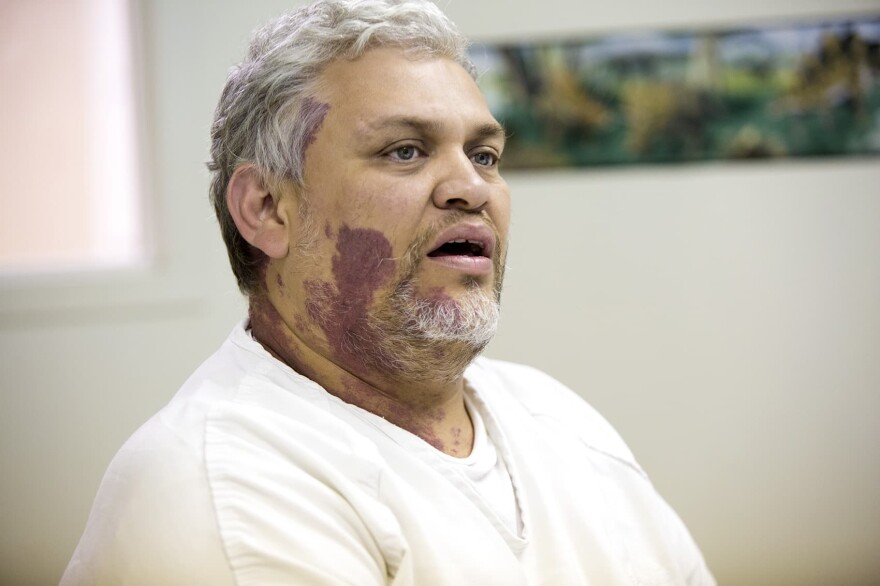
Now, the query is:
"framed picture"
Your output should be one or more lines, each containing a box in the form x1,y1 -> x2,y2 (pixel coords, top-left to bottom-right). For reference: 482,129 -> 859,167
470,16 -> 880,169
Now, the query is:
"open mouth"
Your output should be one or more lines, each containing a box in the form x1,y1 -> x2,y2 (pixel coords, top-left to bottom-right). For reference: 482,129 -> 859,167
424,224 -> 496,275
427,239 -> 487,258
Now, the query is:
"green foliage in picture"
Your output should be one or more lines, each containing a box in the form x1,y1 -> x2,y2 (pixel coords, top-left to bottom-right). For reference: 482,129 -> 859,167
470,16 -> 880,169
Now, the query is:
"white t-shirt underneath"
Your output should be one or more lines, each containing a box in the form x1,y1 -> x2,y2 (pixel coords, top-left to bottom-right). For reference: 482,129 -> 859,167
366,391 -> 521,535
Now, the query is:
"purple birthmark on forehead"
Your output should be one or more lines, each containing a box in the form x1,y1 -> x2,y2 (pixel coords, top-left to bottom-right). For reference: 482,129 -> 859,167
304,225 -> 397,372
298,97 -> 331,163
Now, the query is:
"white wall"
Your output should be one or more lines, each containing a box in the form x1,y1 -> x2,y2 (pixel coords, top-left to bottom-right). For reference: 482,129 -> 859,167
490,161 -> 880,585
1,0 -> 878,584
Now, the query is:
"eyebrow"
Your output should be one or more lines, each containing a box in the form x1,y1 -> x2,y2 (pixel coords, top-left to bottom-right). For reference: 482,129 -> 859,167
473,122 -> 508,144
359,116 -> 507,145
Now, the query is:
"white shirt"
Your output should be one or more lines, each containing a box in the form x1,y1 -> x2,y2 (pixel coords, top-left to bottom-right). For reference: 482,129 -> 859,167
368,390 -> 521,535
62,321 -> 715,585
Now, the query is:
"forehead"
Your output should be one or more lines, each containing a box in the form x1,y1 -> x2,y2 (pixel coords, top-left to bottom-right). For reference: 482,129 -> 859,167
315,47 -> 498,133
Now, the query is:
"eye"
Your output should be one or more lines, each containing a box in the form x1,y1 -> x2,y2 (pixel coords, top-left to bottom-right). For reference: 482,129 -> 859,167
471,150 -> 499,168
387,144 -> 425,162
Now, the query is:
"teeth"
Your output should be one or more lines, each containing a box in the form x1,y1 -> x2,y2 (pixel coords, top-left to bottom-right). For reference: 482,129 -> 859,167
447,238 -> 483,249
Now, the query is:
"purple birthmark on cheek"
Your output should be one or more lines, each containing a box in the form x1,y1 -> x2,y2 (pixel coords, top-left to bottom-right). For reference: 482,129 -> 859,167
298,97 -> 331,163
304,225 -> 397,370
333,225 -> 396,295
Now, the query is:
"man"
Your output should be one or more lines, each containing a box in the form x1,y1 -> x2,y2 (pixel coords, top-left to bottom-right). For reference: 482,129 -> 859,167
63,1 -> 714,584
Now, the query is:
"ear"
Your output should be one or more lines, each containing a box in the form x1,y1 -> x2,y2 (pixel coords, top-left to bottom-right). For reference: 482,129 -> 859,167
226,165 -> 289,259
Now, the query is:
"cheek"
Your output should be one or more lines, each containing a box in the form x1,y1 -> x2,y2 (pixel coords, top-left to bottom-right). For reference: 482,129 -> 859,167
332,225 -> 396,292
495,182 -> 512,218
342,169 -> 429,210
328,182 -> 428,248
492,190 -> 512,240
302,225 -> 400,371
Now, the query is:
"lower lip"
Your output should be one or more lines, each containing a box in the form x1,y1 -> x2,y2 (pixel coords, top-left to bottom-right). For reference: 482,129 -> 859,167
426,255 -> 494,275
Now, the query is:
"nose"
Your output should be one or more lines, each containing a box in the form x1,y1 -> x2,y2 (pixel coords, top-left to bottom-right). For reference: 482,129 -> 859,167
431,152 -> 493,212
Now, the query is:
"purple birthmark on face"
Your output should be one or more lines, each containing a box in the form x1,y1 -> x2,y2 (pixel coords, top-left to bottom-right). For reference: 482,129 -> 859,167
426,286 -> 464,321
298,97 -> 331,163
248,294 -> 319,382
304,225 -> 397,372
426,286 -> 455,304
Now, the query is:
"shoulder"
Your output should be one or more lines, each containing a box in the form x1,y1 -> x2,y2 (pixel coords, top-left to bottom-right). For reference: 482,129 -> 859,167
466,356 -> 642,475
62,403 -> 235,585
62,324 -> 264,585
65,322 -> 398,585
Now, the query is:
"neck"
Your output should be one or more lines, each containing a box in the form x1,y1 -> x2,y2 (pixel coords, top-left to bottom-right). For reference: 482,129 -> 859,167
248,294 -> 475,457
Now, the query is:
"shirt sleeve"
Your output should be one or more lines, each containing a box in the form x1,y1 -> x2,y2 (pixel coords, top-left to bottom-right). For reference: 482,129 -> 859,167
202,401 -> 403,585
59,416 -> 237,586
61,399 -> 401,586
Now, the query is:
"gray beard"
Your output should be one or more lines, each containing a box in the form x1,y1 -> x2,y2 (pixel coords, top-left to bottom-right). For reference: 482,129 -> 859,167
364,275 -> 502,384
364,212 -> 506,384
300,210 -> 506,384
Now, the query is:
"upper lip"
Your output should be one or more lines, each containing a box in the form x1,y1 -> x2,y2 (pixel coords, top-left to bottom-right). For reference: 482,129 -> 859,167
427,223 -> 496,258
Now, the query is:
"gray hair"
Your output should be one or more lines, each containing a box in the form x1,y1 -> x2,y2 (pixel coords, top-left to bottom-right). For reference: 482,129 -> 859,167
207,0 -> 476,295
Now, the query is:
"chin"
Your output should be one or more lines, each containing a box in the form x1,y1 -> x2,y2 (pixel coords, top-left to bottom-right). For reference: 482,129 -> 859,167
355,281 -> 499,383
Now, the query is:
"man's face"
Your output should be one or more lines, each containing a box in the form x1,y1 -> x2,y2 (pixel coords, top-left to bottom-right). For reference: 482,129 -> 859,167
268,47 -> 510,377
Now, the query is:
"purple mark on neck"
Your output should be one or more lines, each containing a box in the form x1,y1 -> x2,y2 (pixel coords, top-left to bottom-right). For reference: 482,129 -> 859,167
248,294 -> 318,382
304,225 -> 396,371
299,97 -> 331,163
340,374 -> 447,451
